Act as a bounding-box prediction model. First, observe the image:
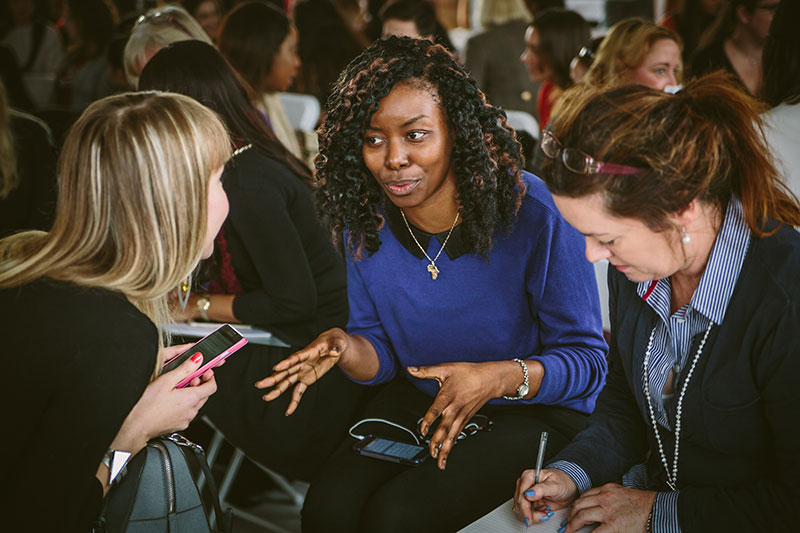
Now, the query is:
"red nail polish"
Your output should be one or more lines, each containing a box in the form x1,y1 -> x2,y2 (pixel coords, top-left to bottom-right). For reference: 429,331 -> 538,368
191,352 -> 202,363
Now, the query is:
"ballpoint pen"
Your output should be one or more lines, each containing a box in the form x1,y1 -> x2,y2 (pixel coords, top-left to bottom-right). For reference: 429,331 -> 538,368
534,431 -> 548,484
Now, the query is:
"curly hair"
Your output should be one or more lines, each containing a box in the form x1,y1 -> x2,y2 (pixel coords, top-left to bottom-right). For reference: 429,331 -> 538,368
317,36 -> 525,259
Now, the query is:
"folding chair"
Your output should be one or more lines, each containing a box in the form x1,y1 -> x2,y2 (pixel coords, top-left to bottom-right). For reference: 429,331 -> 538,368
198,416 -> 306,533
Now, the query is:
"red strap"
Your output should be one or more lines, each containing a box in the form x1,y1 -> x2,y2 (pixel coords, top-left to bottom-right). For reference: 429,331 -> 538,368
641,280 -> 658,301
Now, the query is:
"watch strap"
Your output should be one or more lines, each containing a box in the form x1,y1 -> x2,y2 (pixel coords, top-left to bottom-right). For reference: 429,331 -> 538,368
502,358 -> 530,400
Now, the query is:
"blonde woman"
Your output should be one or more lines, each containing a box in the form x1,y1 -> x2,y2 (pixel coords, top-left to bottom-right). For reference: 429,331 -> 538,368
123,5 -> 212,88
531,20 -> 683,174
578,18 -> 682,93
0,91 -> 231,532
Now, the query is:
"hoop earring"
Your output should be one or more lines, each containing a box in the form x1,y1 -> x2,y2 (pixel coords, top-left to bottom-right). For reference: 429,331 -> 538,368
177,272 -> 192,312
681,227 -> 691,244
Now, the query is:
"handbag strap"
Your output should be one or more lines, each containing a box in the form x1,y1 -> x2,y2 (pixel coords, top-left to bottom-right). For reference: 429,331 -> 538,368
189,441 -> 231,533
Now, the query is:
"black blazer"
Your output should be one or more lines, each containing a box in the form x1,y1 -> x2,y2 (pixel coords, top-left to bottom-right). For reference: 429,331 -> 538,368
552,223 -> 800,532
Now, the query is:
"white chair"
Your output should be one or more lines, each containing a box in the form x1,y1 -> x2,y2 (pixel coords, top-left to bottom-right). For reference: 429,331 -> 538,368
504,109 -> 540,140
277,92 -> 321,133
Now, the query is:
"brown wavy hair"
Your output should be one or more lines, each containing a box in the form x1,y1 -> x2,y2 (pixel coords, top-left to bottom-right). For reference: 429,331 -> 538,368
542,71 -> 800,236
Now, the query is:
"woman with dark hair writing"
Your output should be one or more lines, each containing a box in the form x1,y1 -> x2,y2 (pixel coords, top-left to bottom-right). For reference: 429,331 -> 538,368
259,36 -> 607,532
513,71 -> 800,532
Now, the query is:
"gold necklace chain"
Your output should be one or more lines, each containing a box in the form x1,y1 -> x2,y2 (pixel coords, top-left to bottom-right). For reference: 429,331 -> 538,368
399,209 -> 460,280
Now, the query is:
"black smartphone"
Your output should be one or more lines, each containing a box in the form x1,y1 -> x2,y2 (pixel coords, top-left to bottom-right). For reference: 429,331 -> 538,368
353,435 -> 429,466
162,324 -> 247,387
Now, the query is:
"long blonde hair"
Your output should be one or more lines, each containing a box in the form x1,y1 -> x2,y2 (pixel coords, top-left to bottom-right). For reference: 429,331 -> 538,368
0,92 -> 231,364
0,82 -> 18,198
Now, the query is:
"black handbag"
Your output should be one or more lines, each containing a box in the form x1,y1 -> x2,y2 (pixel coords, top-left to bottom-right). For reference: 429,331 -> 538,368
92,433 -> 232,533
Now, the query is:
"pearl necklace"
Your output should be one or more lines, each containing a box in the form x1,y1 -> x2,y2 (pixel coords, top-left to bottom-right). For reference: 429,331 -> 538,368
642,321 -> 713,491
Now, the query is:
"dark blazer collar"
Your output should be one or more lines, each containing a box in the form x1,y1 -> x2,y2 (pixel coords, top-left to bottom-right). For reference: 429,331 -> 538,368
383,201 -> 470,260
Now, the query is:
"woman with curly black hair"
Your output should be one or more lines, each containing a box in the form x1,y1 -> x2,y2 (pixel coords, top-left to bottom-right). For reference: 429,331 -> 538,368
258,36 -> 607,532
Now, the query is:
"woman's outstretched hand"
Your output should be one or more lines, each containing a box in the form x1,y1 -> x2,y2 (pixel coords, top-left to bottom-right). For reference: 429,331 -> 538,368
409,359 -> 543,470
255,328 -> 348,415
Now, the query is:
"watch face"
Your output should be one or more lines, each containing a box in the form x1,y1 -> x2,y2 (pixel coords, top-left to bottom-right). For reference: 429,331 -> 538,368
519,384 -> 530,397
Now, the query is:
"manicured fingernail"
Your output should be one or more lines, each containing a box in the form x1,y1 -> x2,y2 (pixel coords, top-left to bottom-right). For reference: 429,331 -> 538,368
191,352 -> 202,363
524,489 -> 535,497
441,459 -> 446,469
545,506 -> 551,510
561,519 -> 567,526
524,518 -> 530,527
558,527 -> 565,533
548,511 -> 554,517
408,366 -> 418,372
540,515 -> 550,522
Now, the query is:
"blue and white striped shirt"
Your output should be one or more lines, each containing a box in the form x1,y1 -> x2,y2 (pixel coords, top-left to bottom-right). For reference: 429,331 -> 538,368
550,197 -> 751,532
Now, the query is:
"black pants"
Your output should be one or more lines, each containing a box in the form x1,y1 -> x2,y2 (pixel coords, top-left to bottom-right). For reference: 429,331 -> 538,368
301,378 -> 587,533
198,342 -> 366,481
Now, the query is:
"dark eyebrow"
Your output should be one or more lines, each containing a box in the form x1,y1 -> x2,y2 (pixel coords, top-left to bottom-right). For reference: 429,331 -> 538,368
401,114 -> 426,127
365,114 -> 428,131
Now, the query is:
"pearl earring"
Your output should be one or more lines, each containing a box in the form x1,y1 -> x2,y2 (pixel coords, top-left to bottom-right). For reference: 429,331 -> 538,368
681,227 -> 691,244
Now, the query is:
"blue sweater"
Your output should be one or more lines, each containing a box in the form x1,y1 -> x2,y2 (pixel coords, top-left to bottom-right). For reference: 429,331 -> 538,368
346,173 -> 608,413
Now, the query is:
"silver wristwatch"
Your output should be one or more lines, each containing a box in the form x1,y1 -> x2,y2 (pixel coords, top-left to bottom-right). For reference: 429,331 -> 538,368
502,358 -> 530,400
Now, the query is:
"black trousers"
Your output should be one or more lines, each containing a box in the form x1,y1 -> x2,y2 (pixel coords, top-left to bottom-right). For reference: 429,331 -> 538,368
301,377 -> 587,533
198,342 -> 366,481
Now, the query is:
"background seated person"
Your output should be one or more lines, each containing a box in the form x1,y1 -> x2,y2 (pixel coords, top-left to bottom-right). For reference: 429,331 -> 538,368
138,40 -> 364,481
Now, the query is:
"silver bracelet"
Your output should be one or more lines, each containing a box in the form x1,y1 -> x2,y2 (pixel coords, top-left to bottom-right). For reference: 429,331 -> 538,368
502,358 -> 530,400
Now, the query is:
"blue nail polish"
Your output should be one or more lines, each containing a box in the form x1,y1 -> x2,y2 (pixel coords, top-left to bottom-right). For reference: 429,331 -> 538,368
548,511 -> 554,517
545,506 -> 551,511
561,519 -> 567,526
558,527 -> 565,533
524,489 -> 535,497
540,516 -> 550,522
524,518 -> 530,527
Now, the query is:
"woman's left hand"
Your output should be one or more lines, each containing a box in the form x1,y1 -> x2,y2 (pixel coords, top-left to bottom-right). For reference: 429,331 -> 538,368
408,359 -> 542,470
562,483 -> 655,533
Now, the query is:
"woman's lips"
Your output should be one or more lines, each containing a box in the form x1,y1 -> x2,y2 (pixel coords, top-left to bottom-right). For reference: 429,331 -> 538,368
384,180 -> 420,196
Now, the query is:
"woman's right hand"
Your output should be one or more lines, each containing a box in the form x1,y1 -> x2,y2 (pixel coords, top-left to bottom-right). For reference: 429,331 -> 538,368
513,468 -> 579,527
109,352 -> 218,455
255,328 -> 349,415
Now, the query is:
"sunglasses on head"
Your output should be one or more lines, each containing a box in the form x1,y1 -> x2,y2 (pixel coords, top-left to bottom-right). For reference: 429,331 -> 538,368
540,130 -> 645,175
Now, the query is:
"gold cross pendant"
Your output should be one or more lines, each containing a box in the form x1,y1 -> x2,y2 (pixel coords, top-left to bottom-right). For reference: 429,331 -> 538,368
427,263 -> 439,280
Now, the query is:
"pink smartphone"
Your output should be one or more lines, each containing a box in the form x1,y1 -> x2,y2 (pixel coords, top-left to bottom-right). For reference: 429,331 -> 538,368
162,324 -> 248,388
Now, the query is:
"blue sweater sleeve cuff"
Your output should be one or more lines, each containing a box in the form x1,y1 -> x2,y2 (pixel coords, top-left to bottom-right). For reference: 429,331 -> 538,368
343,332 -> 399,386
652,491 -> 681,533
546,460 -> 592,494
529,354 -> 568,405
